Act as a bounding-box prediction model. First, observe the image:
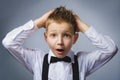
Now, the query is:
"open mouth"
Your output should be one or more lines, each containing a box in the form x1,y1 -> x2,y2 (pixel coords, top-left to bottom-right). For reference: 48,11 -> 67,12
56,49 -> 64,52
56,49 -> 64,54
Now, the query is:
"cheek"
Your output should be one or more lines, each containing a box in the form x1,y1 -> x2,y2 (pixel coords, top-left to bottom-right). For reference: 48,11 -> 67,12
46,38 -> 55,48
64,39 -> 74,48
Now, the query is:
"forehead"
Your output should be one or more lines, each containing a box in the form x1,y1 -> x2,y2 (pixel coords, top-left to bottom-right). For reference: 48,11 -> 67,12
47,22 -> 74,33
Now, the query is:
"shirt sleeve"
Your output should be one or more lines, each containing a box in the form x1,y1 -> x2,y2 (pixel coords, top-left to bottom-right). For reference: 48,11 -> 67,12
2,20 -> 42,73
78,26 -> 118,76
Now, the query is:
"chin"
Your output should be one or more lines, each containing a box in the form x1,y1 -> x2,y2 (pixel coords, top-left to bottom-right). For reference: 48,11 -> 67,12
56,54 -> 66,58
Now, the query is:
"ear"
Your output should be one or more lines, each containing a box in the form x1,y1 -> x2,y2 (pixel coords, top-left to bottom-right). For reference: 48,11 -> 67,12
44,32 -> 47,42
73,33 -> 79,44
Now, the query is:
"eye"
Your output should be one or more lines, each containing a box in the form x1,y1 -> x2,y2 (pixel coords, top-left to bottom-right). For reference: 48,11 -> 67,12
64,33 -> 71,38
50,33 -> 56,38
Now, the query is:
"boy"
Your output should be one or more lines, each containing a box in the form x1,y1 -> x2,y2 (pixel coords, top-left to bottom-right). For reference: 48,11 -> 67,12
2,6 -> 118,80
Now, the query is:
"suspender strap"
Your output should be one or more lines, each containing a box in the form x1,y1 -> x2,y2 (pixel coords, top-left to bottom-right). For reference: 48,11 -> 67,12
72,55 -> 79,80
42,54 -> 79,80
42,54 -> 49,80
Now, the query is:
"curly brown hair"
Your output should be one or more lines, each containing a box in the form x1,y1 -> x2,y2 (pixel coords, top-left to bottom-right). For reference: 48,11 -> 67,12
46,6 -> 77,33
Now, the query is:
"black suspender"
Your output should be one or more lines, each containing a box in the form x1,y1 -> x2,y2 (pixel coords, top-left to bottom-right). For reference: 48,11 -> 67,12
72,55 -> 79,80
42,54 -> 79,80
42,54 -> 49,80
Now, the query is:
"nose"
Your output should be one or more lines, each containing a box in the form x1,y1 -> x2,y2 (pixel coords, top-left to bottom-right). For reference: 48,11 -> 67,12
57,35 -> 63,45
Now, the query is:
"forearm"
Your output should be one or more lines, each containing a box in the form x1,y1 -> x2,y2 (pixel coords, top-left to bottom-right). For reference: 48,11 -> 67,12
2,20 -> 38,48
85,27 -> 118,54
76,15 -> 117,53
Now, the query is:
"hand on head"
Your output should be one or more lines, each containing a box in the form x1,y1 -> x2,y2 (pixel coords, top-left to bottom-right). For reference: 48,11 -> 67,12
34,10 -> 54,28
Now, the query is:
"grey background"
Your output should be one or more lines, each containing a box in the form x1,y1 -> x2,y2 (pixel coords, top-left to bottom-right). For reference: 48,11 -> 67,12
0,0 -> 120,80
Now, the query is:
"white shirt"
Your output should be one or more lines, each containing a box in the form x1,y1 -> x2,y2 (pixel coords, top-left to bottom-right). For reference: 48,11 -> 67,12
2,20 -> 118,80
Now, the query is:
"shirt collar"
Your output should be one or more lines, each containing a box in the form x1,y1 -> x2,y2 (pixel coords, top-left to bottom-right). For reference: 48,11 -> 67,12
48,49 -> 75,64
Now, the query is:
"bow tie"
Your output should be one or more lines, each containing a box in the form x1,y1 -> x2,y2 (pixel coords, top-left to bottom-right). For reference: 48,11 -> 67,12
50,56 -> 71,63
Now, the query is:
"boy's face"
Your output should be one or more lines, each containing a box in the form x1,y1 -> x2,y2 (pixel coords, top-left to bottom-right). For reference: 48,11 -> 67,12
44,22 -> 78,58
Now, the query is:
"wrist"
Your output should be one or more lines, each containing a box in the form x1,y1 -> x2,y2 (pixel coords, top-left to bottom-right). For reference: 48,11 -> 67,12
80,23 -> 89,33
34,18 -> 43,29
77,20 -> 89,33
